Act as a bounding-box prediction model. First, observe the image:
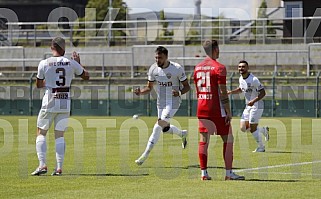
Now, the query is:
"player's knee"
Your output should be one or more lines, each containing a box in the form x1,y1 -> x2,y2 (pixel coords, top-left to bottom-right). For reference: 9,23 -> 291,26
158,119 -> 169,127
240,126 -> 247,132
162,126 -> 170,132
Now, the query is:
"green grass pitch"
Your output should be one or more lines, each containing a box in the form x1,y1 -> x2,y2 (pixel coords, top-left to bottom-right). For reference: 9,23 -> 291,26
1,116 -> 321,198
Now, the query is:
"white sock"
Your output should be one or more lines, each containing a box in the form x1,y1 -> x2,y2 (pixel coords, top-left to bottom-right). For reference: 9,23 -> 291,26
55,137 -> 65,170
141,123 -> 162,158
252,129 -> 264,148
201,169 -> 208,176
166,125 -> 183,137
36,135 -> 47,168
226,169 -> 232,176
258,127 -> 264,133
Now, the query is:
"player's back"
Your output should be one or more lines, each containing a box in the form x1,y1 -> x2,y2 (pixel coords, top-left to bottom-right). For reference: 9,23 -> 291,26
41,56 -> 79,89
37,56 -> 84,112
194,57 -> 227,118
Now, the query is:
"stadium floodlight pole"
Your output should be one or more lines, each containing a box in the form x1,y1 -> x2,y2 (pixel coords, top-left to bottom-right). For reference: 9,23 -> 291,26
108,0 -> 112,47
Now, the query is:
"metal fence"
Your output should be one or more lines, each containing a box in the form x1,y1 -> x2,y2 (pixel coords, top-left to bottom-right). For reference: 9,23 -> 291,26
2,17 -> 321,47
1,44 -> 321,77
1,73 -> 321,117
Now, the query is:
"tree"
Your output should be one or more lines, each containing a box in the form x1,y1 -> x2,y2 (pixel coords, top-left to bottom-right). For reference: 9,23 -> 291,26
73,0 -> 128,45
252,0 -> 276,37
86,0 -> 127,24
157,10 -> 174,41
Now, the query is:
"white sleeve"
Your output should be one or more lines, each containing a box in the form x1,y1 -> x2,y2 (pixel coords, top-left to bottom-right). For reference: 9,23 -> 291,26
178,65 -> 187,82
36,60 -> 45,79
253,77 -> 264,91
71,60 -> 84,76
147,65 -> 155,82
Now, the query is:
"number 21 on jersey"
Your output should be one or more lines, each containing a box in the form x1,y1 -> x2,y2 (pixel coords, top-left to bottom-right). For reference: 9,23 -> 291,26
196,71 -> 211,92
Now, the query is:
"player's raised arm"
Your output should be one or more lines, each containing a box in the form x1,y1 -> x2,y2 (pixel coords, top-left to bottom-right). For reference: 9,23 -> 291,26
80,69 -> 90,80
36,79 -> 46,88
72,51 -> 90,80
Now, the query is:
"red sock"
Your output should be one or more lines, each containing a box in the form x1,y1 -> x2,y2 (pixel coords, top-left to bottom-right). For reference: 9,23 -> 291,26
199,142 -> 208,170
223,142 -> 233,170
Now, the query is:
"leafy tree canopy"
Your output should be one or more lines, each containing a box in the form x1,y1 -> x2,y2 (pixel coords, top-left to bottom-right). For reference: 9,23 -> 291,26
86,0 -> 128,22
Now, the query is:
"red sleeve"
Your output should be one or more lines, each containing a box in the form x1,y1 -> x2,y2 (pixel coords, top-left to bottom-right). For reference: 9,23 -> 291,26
217,64 -> 227,85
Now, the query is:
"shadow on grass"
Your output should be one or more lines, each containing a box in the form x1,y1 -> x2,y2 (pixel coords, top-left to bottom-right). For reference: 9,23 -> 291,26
188,165 -> 244,170
66,173 -> 149,177
142,165 -> 245,170
246,179 -> 299,182
266,151 -> 303,154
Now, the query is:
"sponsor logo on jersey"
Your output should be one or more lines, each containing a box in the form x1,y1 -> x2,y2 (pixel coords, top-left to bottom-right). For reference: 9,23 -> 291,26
158,81 -> 173,86
166,73 -> 172,79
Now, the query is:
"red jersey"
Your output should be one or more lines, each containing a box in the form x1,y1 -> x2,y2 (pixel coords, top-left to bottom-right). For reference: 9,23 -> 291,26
194,57 -> 227,118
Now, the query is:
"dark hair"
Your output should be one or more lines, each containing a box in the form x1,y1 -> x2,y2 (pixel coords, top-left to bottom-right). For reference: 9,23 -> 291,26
203,39 -> 219,56
155,46 -> 168,56
51,37 -> 65,55
238,60 -> 248,66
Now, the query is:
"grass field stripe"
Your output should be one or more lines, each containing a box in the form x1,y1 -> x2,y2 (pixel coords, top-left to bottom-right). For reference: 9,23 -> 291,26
237,160 -> 321,172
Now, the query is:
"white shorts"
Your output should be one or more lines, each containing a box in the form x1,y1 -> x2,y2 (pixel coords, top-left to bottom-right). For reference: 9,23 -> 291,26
157,104 -> 179,123
241,105 -> 263,124
37,109 -> 70,131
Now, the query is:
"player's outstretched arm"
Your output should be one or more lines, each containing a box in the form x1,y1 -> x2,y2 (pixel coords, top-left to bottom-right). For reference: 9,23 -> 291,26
228,87 -> 242,95
134,81 -> 153,96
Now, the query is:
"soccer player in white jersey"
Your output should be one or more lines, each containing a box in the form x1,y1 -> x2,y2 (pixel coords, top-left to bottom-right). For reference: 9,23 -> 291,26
228,60 -> 269,152
133,46 -> 190,165
31,37 -> 89,176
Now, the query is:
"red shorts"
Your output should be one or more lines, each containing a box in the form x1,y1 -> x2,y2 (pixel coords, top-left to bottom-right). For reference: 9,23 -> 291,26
198,117 -> 232,135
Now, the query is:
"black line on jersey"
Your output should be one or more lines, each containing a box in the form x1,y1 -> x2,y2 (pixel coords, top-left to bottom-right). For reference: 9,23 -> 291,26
78,69 -> 85,77
180,78 -> 188,82
242,73 -> 251,80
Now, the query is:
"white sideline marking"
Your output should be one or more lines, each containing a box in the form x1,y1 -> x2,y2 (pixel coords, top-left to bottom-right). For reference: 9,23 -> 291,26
237,160 -> 321,172
245,171 -> 321,176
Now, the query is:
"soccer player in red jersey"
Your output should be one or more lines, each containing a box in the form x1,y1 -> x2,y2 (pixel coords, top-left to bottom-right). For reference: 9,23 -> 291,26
194,40 -> 245,181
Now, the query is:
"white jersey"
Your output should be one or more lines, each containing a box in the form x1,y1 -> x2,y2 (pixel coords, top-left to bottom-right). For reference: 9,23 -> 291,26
239,73 -> 264,108
148,61 -> 187,108
37,56 -> 84,113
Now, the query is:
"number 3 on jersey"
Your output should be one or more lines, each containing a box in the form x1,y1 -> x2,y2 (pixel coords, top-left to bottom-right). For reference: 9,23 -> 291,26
56,68 -> 66,86
196,71 -> 211,92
